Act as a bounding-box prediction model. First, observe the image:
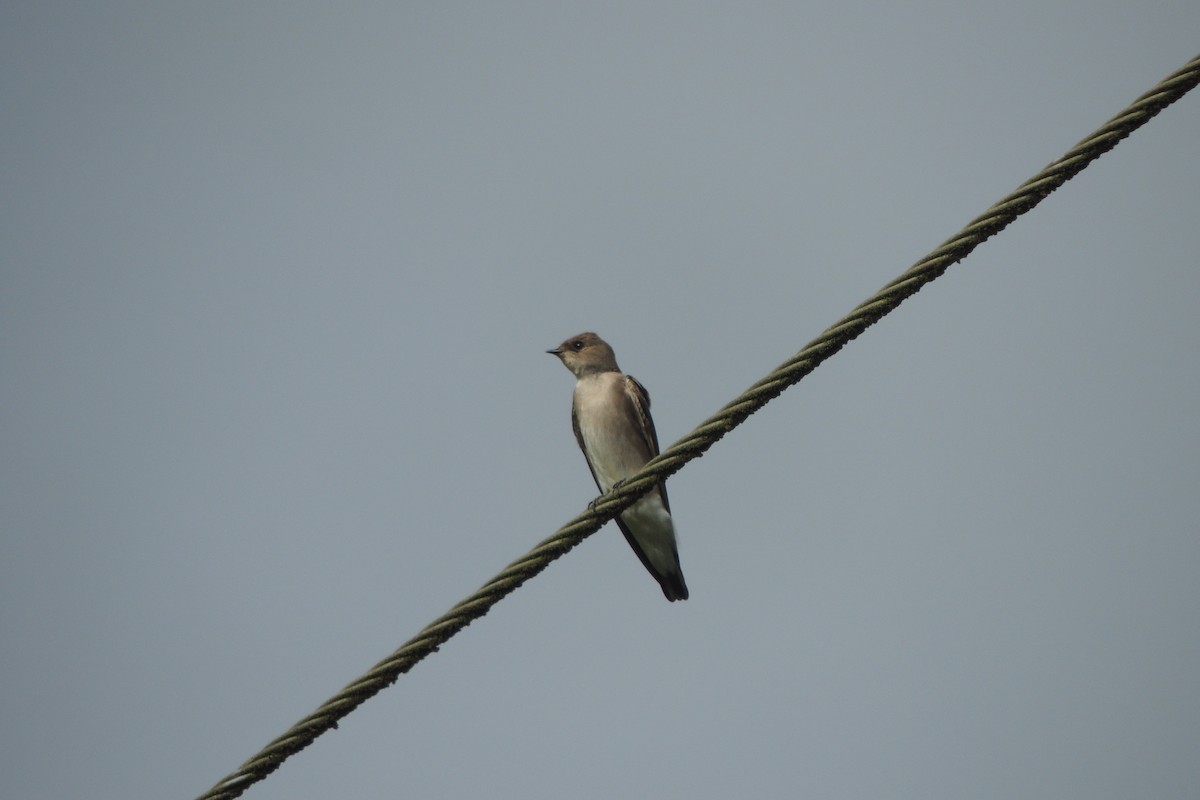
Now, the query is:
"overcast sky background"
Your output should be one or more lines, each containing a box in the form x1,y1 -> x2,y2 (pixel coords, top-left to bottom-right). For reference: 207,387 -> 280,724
3,4 -> 1199,799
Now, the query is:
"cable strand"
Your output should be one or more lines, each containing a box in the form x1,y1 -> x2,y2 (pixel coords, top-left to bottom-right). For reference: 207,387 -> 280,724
197,51 -> 1200,800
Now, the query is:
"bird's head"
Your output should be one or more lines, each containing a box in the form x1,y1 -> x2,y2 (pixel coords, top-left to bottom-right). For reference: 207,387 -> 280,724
547,332 -> 620,378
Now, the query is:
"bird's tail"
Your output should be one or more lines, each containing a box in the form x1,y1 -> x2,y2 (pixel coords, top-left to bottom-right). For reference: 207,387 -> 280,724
659,570 -> 689,602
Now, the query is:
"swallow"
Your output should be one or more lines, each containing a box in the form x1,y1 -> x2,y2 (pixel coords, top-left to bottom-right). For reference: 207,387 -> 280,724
548,332 -> 688,601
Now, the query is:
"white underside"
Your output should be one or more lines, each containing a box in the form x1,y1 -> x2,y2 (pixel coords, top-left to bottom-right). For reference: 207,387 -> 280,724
620,495 -> 680,575
575,373 -> 682,577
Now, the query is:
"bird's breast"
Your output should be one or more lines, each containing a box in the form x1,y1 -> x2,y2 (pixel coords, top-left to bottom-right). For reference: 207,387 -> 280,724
574,375 -> 648,491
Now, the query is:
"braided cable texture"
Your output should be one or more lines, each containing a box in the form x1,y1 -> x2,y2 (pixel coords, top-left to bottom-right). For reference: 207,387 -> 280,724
198,52 -> 1200,800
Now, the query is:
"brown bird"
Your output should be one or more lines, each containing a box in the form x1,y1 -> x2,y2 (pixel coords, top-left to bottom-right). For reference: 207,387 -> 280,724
548,332 -> 689,601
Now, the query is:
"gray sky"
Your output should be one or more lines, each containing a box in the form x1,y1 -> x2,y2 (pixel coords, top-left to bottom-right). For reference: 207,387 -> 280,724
3,4 -> 1199,799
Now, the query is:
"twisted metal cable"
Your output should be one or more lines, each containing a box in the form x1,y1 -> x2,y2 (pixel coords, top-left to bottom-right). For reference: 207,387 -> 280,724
198,52 -> 1200,800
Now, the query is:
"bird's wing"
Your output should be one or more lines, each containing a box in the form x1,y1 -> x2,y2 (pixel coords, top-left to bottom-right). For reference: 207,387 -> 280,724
624,374 -> 669,512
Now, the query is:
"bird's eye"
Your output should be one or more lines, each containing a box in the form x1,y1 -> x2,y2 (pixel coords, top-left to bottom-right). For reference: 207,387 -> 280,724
572,340 -> 584,351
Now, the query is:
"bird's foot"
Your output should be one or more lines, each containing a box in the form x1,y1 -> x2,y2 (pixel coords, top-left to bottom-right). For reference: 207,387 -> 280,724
589,479 -> 628,512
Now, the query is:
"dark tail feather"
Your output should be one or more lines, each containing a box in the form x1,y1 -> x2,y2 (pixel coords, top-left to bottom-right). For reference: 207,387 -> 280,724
659,571 -> 689,602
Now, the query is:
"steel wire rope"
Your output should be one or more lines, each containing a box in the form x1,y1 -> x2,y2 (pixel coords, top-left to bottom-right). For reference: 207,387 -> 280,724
198,52 -> 1200,800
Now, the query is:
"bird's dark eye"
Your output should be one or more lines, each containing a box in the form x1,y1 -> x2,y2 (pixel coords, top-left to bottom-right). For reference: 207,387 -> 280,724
572,340 -> 584,351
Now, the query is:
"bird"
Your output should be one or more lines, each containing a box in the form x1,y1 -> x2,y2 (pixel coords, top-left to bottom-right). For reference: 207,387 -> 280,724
547,332 -> 689,601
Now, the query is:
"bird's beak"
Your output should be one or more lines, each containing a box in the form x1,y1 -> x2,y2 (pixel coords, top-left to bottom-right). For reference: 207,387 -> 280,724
546,347 -> 563,356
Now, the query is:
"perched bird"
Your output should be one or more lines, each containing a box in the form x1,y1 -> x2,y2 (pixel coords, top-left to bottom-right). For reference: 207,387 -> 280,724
547,332 -> 689,601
